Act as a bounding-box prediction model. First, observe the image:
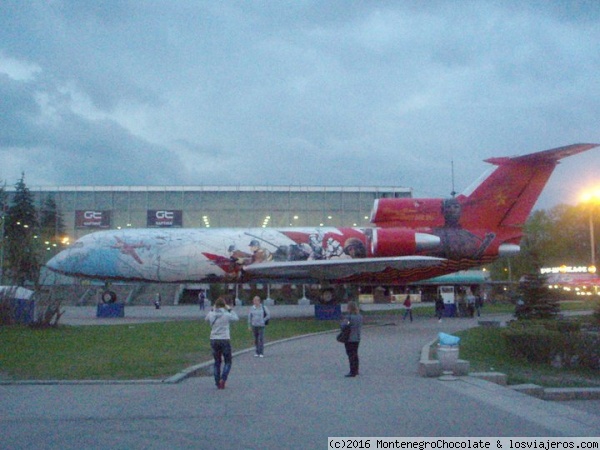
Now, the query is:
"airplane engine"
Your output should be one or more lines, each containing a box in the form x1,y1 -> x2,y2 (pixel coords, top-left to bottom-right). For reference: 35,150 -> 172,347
370,228 -> 440,257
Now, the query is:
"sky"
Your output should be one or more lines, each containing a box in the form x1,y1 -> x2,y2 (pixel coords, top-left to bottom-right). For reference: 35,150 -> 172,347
1,0 -> 599,211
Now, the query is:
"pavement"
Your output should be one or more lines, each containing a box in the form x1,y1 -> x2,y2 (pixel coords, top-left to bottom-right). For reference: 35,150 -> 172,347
1,304 -> 599,449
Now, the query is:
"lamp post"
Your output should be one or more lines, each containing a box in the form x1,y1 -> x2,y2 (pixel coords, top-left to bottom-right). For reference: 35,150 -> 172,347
590,210 -> 596,270
581,189 -> 600,271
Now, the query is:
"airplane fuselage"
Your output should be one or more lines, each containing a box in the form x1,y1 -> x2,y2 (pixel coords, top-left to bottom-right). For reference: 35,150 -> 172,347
46,224 -> 512,285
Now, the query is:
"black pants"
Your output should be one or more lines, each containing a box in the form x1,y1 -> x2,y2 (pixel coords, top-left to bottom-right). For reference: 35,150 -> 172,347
344,341 -> 360,375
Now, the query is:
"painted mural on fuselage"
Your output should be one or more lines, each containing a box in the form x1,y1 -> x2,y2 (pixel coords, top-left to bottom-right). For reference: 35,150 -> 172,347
59,222 -> 496,284
58,227 -> 372,282
202,228 -> 368,279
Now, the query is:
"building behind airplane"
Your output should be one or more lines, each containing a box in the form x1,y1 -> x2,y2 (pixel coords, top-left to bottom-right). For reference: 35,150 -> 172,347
45,144 -> 598,293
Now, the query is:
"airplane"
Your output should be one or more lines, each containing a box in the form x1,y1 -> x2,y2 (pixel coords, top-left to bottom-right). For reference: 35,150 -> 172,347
46,143 -> 599,299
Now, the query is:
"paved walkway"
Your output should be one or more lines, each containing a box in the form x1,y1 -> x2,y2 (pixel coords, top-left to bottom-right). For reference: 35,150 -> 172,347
1,305 -> 599,449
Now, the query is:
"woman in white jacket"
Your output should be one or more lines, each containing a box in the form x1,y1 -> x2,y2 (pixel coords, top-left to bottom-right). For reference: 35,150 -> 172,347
205,297 -> 239,389
247,296 -> 271,357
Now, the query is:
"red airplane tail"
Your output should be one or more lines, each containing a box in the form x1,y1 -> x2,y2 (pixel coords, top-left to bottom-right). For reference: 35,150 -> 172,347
459,143 -> 599,231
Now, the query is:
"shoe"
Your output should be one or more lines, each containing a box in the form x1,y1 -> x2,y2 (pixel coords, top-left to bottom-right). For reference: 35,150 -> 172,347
344,373 -> 357,378
218,380 -> 225,389
254,354 -> 260,357
259,354 -> 264,358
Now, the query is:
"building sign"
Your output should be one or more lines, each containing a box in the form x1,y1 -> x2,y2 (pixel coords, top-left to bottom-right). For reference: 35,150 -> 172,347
75,210 -> 111,228
147,210 -> 183,227
541,266 -> 596,275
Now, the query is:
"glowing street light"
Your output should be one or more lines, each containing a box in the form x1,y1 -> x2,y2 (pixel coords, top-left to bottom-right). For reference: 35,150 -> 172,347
581,188 -> 600,270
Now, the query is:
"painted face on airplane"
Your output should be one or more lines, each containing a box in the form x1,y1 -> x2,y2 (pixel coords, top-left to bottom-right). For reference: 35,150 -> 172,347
441,199 -> 462,227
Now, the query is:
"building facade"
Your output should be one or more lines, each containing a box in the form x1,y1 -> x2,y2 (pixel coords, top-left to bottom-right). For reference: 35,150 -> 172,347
11,185 -> 412,241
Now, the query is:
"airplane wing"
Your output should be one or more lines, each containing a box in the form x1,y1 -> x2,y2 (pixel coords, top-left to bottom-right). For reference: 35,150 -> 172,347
242,255 -> 445,283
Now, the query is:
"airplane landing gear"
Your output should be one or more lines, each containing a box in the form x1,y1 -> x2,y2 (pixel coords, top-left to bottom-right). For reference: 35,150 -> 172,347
101,290 -> 117,304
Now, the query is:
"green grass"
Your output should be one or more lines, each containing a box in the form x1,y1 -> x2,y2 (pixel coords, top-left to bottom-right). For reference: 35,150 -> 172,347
0,318 -> 337,380
2,300 -> 598,383
456,325 -> 600,388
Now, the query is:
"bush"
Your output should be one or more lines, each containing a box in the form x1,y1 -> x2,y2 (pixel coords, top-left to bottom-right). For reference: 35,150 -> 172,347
593,301 -> 600,324
502,320 -> 600,369
502,326 -> 562,363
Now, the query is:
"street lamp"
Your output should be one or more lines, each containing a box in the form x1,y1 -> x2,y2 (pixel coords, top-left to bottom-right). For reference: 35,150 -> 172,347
581,189 -> 600,270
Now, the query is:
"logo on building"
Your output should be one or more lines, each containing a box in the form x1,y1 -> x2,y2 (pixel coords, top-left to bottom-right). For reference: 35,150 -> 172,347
147,210 -> 183,227
75,211 -> 111,228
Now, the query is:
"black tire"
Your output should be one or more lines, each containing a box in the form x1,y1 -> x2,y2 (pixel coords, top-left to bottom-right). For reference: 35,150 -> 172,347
101,290 -> 117,304
319,288 -> 335,305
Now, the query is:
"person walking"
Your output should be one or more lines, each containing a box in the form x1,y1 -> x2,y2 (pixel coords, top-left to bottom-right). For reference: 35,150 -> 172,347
198,290 -> 206,311
474,293 -> 483,317
340,301 -> 362,377
402,294 -> 413,322
247,295 -> 270,357
205,297 -> 239,389
435,294 -> 445,322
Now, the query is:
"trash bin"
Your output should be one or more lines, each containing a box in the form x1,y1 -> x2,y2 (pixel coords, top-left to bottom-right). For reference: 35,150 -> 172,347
437,332 -> 460,374
437,345 -> 459,372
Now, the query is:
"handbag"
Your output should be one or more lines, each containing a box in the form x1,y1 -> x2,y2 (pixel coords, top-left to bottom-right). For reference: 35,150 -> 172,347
336,319 -> 351,343
262,306 -> 269,325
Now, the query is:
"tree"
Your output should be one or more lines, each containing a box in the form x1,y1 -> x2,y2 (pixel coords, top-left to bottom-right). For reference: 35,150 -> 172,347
4,174 -> 40,286
0,182 -> 7,284
546,204 -> 589,266
39,194 -> 66,263
515,252 -> 560,320
490,204 -> 596,284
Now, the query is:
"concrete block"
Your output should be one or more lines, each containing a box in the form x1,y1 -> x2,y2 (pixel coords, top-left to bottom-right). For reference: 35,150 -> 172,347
470,372 -> 507,385
419,360 -> 442,377
478,320 -> 501,327
454,359 -> 470,376
511,384 -> 544,398
543,388 -> 600,401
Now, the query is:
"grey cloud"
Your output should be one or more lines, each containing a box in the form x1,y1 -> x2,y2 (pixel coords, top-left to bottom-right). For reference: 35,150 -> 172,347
0,0 -> 598,210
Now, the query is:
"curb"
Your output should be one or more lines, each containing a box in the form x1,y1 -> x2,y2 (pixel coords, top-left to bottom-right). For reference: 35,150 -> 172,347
418,337 -> 600,401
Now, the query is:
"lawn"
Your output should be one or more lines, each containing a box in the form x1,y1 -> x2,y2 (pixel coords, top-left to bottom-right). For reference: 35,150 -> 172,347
456,319 -> 600,388
2,300 -> 598,383
0,318 -> 338,380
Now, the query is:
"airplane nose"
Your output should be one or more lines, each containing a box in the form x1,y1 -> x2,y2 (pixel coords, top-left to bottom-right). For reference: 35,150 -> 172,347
46,241 -> 86,275
46,250 -> 68,274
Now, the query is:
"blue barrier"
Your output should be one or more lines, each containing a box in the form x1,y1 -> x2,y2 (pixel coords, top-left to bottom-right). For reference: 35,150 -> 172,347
314,304 -> 342,320
443,304 -> 456,317
12,298 -> 35,325
97,303 -> 125,318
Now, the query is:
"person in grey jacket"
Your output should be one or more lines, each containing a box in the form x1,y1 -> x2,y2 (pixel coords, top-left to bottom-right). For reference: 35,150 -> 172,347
341,301 -> 362,377
247,295 -> 271,357
205,297 -> 239,389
